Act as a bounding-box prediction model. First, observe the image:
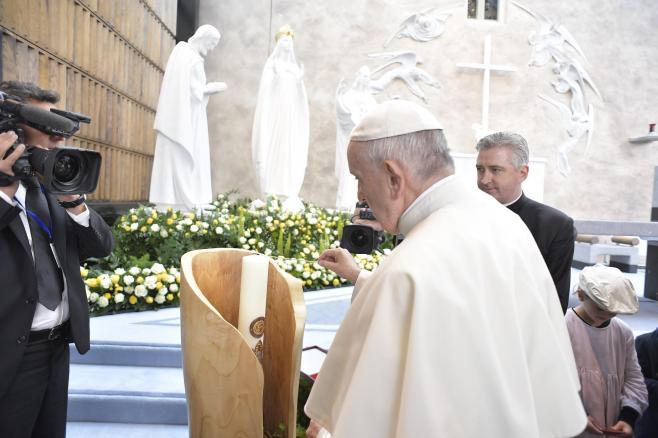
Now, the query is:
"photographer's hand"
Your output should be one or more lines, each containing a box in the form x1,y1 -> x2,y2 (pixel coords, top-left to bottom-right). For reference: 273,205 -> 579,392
318,248 -> 361,283
0,131 -> 24,198
352,205 -> 384,231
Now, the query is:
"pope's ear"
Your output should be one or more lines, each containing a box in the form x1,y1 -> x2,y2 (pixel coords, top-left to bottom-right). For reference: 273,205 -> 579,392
383,160 -> 404,198
519,164 -> 529,182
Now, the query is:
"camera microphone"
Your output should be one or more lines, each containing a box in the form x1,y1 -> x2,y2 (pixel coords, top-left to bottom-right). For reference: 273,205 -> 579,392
0,98 -> 77,137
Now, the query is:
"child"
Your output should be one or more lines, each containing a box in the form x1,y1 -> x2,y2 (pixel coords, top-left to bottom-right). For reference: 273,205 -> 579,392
566,264 -> 648,437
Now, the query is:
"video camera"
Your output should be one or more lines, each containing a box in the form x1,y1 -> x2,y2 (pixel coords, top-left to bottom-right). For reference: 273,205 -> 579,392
340,201 -> 385,254
0,91 -> 101,195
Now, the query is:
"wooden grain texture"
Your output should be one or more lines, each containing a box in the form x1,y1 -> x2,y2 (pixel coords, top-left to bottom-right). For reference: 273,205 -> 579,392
180,249 -> 306,438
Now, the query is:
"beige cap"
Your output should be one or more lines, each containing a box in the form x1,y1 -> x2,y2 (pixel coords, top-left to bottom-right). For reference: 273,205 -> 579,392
350,99 -> 443,141
578,264 -> 639,314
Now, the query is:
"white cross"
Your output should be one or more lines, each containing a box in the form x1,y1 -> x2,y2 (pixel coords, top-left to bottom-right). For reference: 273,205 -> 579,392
457,34 -> 516,139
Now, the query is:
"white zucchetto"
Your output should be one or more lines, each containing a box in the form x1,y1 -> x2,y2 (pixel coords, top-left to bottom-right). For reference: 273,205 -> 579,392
350,99 -> 443,141
578,264 -> 639,314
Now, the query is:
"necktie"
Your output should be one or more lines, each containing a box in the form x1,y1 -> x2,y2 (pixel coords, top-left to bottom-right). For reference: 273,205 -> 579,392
24,178 -> 64,310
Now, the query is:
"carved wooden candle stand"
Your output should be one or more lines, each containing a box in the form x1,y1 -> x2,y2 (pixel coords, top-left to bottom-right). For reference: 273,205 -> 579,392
180,249 -> 306,437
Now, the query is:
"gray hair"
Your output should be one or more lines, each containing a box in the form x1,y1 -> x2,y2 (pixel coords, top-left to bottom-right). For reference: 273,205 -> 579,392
475,132 -> 529,169
361,129 -> 454,182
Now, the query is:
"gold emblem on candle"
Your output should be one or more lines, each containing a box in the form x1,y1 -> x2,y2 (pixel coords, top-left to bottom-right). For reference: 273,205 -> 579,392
250,316 -> 265,338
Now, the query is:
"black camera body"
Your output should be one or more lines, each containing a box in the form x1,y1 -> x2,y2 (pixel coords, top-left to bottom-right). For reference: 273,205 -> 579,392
340,203 -> 385,254
0,92 -> 101,194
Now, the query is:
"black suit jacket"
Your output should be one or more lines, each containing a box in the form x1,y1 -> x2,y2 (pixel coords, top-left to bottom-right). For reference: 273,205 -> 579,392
0,191 -> 114,398
507,193 -> 575,313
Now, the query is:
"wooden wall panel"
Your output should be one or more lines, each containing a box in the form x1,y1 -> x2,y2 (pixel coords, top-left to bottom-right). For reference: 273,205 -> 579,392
0,0 -> 175,202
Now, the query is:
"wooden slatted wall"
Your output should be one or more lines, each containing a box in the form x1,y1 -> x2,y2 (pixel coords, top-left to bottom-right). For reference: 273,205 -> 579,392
0,0 -> 177,202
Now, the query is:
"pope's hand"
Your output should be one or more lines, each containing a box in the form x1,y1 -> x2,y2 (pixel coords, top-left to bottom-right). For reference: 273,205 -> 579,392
306,420 -> 322,438
205,82 -> 227,94
607,420 -> 632,437
317,248 -> 361,283
584,416 -> 604,435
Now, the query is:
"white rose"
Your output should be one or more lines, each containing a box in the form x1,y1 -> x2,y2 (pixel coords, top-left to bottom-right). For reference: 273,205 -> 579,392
239,237 -> 247,244
160,229 -> 169,238
124,286 -> 134,294
302,271 -> 310,279
129,266 -> 141,276
190,225 -> 199,232
158,287 -> 168,296
169,284 -> 179,292
150,224 -> 160,232
134,285 -> 147,297
141,268 -> 151,275
215,227 -> 223,234
151,263 -> 166,274
155,294 -> 165,304
264,248 -> 272,256
311,271 -> 320,280
144,275 -> 158,290
100,275 -> 112,289
89,292 -> 99,303
114,293 -> 125,303
130,222 -> 138,231
98,296 -> 109,308
114,268 -> 126,275
123,275 -> 135,285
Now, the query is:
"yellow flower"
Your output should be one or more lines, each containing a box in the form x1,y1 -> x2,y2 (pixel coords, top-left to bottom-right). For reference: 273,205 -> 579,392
110,274 -> 120,284
129,295 -> 138,305
140,226 -> 147,233
332,279 -> 340,287
306,279 -> 312,286
114,285 -> 123,292
146,296 -> 154,304
85,278 -> 98,288
175,274 -> 180,283
166,218 -> 174,225
157,273 -> 168,282
166,293 -> 174,301
151,211 -> 158,219
171,213 -> 178,220
136,276 -> 144,284
104,293 -> 112,300
131,214 -> 138,222
80,267 -> 89,277
156,281 -> 163,290
146,218 -> 153,225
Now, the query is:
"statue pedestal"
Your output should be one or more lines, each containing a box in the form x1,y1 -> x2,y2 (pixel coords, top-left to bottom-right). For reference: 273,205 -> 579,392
180,249 -> 306,437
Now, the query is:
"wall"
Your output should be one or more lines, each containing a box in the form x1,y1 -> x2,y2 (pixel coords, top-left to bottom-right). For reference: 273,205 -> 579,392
0,0 -> 176,202
201,0 -> 658,221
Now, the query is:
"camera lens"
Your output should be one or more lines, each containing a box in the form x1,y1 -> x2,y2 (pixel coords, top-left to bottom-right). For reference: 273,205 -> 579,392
350,229 -> 369,248
53,153 -> 83,184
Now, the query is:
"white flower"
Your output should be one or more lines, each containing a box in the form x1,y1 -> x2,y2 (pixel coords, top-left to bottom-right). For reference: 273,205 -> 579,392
248,238 -> 256,245
190,225 -> 199,233
302,271 -> 310,279
169,284 -> 179,292
99,275 -> 112,289
141,268 -> 151,275
242,244 -> 250,249
264,248 -> 272,256
98,296 -> 109,308
124,286 -> 134,294
130,223 -> 138,231
114,268 -> 126,275
257,242 -> 264,248
150,224 -> 160,232
114,293 -> 125,303
129,266 -> 141,276
158,287 -> 168,296
308,217 -> 318,225
144,275 -> 158,290
311,271 -> 320,280
165,274 -> 175,283
295,264 -> 304,272
201,222 -> 209,229
311,251 -> 320,259
265,216 -> 273,223
155,294 -> 165,304
151,263 -> 166,274
175,224 -> 183,231
182,218 -> 193,226
239,237 -> 247,244
244,230 -> 251,237
123,275 -> 135,286
85,286 -> 91,300
160,229 -> 169,238
89,292 -> 99,303
134,285 -> 147,297
215,227 -> 223,234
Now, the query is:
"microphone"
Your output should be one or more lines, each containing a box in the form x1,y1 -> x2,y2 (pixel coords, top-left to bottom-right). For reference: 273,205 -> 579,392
0,98 -> 77,137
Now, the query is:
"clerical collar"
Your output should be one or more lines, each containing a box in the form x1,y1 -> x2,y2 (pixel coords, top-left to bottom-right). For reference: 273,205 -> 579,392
503,192 -> 523,207
398,175 -> 471,237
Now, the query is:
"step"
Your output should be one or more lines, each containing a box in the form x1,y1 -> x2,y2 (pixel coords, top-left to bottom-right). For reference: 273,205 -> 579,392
70,342 -> 182,368
68,363 -> 187,425
67,422 -> 188,438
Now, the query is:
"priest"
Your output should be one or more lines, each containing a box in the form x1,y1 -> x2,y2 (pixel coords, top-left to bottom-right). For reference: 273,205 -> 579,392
306,100 -> 586,437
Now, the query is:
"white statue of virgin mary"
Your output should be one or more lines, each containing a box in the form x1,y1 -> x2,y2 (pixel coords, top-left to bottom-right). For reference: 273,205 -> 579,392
251,25 -> 309,212
149,24 -> 226,211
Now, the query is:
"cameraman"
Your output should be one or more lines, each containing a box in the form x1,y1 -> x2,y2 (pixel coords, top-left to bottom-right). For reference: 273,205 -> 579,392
0,81 -> 114,438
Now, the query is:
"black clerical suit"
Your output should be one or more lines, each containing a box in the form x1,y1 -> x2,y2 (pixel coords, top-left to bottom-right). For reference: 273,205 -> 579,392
635,328 -> 658,438
0,186 -> 114,438
507,193 -> 575,313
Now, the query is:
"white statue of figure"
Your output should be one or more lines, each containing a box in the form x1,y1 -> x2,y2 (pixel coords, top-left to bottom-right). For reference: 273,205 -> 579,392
335,67 -> 377,210
538,94 -> 593,176
149,24 -> 226,211
383,7 -> 452,48
367,51 -> 440,103
251,25 -> 309,212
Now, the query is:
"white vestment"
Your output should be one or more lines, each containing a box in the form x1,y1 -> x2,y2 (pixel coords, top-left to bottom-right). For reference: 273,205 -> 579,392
251,36 -> 309,210
305,176 -> 586,438
150,42 -> 213,210
335,69 -> 376,210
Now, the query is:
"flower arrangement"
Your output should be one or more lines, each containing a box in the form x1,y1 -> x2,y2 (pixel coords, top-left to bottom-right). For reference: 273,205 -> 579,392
86,193 -> 390,315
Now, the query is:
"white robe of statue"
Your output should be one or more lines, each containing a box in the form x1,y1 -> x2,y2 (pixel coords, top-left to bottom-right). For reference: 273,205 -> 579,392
335,67 -> 376,210
251,35 -> 309,212
305,176 -> 587,438
149,25 -> 226,211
